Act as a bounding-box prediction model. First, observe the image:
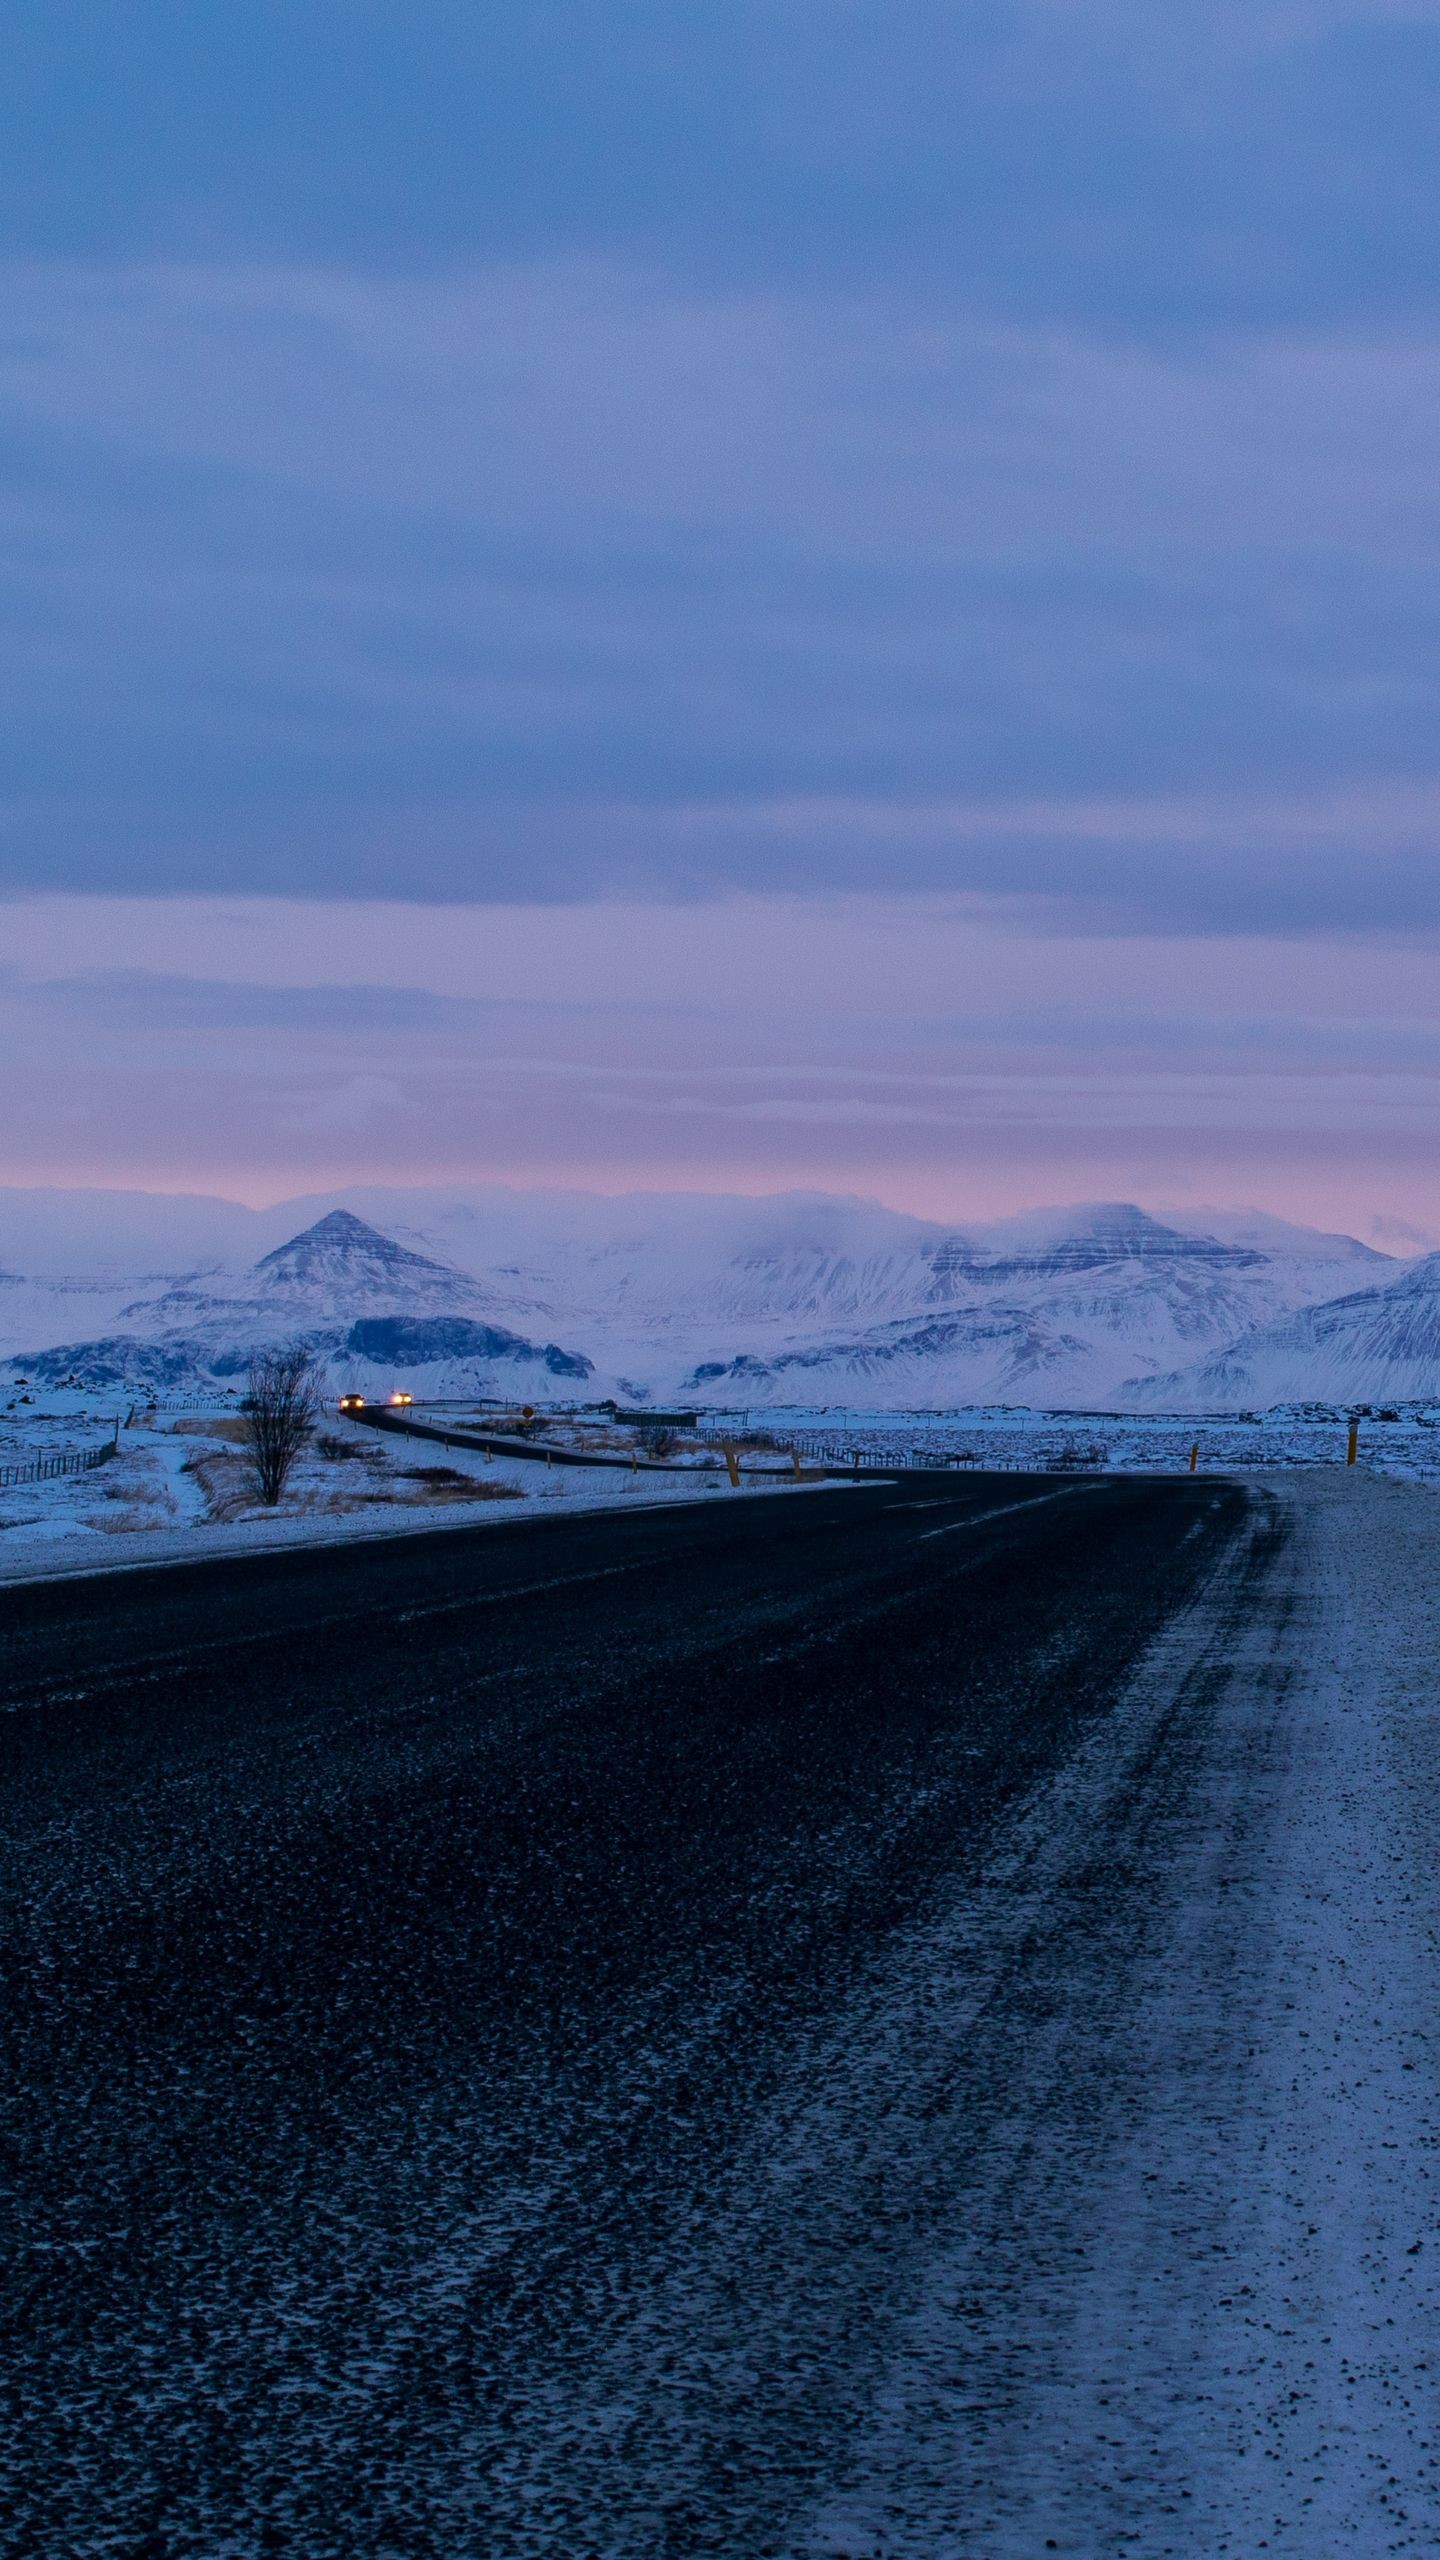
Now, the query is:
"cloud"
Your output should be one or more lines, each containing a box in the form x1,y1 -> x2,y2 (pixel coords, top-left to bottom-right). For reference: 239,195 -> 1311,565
7,4 -> 1440,331
7,892 -> 1440,1234
4,255 -> 1440,922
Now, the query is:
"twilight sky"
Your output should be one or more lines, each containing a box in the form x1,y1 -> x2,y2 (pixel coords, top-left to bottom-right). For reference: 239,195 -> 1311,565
5,2 -> 1440,1235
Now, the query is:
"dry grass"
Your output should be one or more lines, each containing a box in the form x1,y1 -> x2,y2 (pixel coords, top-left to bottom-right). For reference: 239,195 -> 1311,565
181,1446 -> 255,1522
394,1465 -> 524,1504
314,1431 -> 370,1463
87,1477 -> 178,1532
177,1428 -> 530,1523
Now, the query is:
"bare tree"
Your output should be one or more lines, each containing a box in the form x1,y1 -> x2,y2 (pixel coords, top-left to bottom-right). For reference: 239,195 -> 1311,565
241,1347 -> 319,1505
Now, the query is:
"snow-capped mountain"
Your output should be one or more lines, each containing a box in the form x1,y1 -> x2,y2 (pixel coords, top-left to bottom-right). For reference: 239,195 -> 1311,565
0,1186 -> 1411,1411
306,1190 -> 1381,1378
122,1209 -> 530,1328
1133,1251 -> 1440,1410
1157,1205 -> 1390,1266
670,1203 -> 1391,1407
1,1212 -> 595,1398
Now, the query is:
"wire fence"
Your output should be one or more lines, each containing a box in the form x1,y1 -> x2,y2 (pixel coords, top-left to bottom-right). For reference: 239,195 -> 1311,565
0,1434 -> 120,1491
694,1425 -> 955,1474
694,1423 -> 1203,1474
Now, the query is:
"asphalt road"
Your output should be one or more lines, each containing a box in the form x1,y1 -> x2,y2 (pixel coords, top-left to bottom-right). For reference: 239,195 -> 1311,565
2,1471 -> 1255,2558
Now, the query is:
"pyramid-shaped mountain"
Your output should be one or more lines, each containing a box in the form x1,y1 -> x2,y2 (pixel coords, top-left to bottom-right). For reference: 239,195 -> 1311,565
253,1211 -> 471,1307
4,1210 -> 597,1392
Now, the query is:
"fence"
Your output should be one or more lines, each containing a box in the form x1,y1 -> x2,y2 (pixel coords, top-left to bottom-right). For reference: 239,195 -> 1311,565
696,1417 -> 1385,1476
0,1434 -> 119,1491
694,1424 -> 956,1475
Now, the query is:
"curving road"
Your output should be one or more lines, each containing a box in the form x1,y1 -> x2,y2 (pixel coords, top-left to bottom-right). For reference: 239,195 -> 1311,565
5,1469 -> 1437,2557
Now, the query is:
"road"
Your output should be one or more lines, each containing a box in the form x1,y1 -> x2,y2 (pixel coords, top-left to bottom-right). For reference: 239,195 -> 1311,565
4,1468 -> 1439,2556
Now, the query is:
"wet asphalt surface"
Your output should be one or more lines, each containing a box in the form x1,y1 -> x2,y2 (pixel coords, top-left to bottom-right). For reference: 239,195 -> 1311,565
0,1471 -> 1251,2558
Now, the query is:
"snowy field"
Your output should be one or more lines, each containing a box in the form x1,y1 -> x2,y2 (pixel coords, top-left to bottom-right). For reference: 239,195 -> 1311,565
6,1388 -> 1440,1582
0,1400 -> 812,1584
728,1401 -> 1440,1481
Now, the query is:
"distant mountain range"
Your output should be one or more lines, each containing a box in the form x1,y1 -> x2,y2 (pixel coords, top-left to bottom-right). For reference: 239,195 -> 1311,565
0,1185 -> 1432,1411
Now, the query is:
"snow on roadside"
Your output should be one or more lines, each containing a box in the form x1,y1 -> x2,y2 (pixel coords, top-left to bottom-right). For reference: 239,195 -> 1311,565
0,1407 -> 821,1585
797,1468 -> 1440,2555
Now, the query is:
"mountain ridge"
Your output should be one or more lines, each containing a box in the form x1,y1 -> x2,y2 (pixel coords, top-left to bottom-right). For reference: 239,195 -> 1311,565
0,1192 -> 1412,1411
1131,1251 -> 1440,1409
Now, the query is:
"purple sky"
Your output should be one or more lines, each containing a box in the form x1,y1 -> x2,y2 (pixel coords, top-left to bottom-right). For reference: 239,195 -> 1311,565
5,893 -> 1440,1247
4,5 -> 1440,1236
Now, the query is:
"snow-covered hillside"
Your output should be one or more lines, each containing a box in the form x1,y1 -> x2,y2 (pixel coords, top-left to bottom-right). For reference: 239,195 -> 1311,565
0,1186 -> 1408,1410
663,1203 -> 1396,1407
1,1212 -> 597,1401
1134,1250 -> 1440,1410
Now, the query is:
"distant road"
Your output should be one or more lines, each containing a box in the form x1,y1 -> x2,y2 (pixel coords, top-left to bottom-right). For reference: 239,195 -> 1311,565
8,1469 -> 1435,2556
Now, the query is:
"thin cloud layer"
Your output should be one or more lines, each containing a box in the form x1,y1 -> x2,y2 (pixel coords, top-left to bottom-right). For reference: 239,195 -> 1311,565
4,4 -> 1439,1221
6,895 -> 1440,1236
8,4 -> 1440,328
2,253 -> 1440,920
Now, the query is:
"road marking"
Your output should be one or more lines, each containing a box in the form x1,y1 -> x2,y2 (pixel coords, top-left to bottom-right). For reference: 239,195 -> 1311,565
392,1558 -> 642,1624
917,1487 -> 1093,1541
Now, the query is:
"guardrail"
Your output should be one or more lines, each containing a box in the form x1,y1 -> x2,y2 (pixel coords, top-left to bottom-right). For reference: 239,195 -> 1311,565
348,1405 -> 749,1474
371,1408 -> 981,1481
350,1404 -> 875,1478
349,1405 -> 1383,1481
0,1433 -> 119,1491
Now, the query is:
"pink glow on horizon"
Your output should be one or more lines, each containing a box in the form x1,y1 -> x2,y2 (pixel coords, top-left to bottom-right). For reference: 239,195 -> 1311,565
3,893 -> 1440,1245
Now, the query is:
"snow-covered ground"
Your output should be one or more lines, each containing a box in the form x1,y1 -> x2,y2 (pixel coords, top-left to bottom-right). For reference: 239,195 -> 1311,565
9,1391 -> 1440,1586
717,1401 -> 1440,1481
0,1403 -> 817,1584
788,1468 -> 1440,2553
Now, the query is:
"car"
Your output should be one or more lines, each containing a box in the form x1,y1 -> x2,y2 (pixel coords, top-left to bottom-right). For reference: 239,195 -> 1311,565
388,1391 -> 414,1407
337,1394 -> 366,1414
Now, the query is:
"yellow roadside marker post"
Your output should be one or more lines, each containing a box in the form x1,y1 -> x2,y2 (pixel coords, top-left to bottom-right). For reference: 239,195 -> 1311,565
791,1446 -> 802,1478
1189,1443 -> 1198,1473
1347,1418 -> 1359,1467
724,1445 -> 741,1488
